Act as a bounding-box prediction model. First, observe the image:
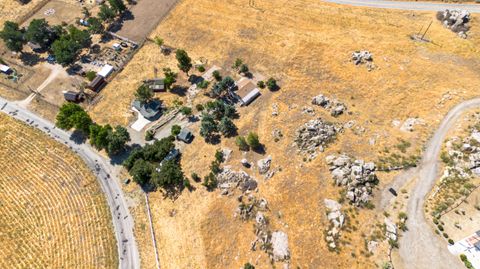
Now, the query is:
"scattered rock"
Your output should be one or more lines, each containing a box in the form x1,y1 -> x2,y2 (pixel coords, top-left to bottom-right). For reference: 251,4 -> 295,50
384,217 -> 398,241
295,118 -> 341,160
257,156 -> 272,174
271,231 -> 290,262
222,148 -> 232,162
302,106 -> 315,116
400,117 -> 425,132
217,168 -> 257,195
352,50 -> 373,65
437,9 -> 470,38
272,103 -> 279,116
326,154 -> 378,206
324,199 -> 345,228
311,94 -> 347,117
272,129 -> 283,141
367,240 -> 379,253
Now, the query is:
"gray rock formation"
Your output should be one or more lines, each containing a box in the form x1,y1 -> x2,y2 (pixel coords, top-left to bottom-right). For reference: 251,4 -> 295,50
295,118 -> 340,159
271,231 -> 290,262
216,168 -> 257,195
437,9 -> 471,38
311,94 -> 347,117
326,154 -> 378,206
257,156 -> 272,174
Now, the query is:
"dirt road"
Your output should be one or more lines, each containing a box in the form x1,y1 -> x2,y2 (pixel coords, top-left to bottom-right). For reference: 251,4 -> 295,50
323,0 -> 480,12
397,98 -> 480,269
0,97 -> 140,269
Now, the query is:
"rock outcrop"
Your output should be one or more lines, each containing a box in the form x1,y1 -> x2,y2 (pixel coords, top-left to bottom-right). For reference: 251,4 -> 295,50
311,94 -> 347,117
324,199 -> 345,250
326,154 -> 378,206
216,168 -> 257,195
257,156 -> 272,174
271,231 -> 290,262
295,118 -> 340,160
437,9 -> 471,38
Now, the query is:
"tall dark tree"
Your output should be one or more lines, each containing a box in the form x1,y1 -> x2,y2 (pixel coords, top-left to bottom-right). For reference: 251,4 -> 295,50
135,84 -> 154,103
175,49 -> 192,75
163,67 -> 177,90
55,103 -> 92,134
51,36 -> 81,66
67,25 -> 91,48
98,4 -> 116,22
89,124 -> 112,150
200,113 -> 217,140
0,21 -> 25,52
25,19 -> 52,49
108,0 -> 127,14
151,160 -> 185,194
87,17 -> 105,34
106,125 -> 130,155
218,116 -> 237,137
130,159 -> 153,185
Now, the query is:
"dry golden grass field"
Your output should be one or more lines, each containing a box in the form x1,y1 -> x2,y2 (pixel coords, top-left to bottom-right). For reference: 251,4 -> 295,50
91,0 -> 480,268
0,113 -> 117,268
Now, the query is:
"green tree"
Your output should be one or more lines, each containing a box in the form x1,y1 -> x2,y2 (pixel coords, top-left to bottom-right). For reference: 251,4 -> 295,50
130,159 -> 153,185
179,106 -> 192,117
171,124 -> 181,136
56,103 -> 92,134
135,84 -> 154,103
239,64 -> 249,74
212,70 -> 221,81
246,132 -> 260,149
151,160 -> 185,194
244,263 -> 255,269
87,17 -> 104,34
218,116 -> 236,137
89,124 -> 112,150
86,70 -> 96,81
235,136 -> 249,151
0,21 -> 25,52
82,7 -> 91,18
25,19 -> 52,49
67,25 -> 91,48
123,148 -> 144,170
108,0 -> 127,14
175,49 -> 192,75
145,130 -> 155,141
98,4 -> 116,22
163,67 -> 177,90
200,113 -> 217,140
266,77 -> 278,91
106,125 -> 130,155
52,36 -> 80,66
232,58 -> 243,70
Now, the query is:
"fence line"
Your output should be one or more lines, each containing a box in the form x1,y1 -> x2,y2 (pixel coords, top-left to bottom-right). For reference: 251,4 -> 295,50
144,192 -> 161,269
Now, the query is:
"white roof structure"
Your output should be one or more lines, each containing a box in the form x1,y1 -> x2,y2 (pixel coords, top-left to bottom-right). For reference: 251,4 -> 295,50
449,231 -> 480,269
241,88 -> 260,105
98,64 -> 114,78
235,78 -> 261,106
0,64 -> 10,73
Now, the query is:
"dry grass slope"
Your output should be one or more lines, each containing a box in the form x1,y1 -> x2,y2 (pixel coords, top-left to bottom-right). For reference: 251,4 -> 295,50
0,114 -> 117,269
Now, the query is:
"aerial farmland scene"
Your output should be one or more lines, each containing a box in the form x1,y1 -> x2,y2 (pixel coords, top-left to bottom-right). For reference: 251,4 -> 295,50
1,0 -> 480,268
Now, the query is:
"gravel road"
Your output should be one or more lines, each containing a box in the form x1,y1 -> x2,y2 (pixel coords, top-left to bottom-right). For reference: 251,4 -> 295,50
323,0 -> 480,12
0,97 -> 140,269
398,98 -> 480,269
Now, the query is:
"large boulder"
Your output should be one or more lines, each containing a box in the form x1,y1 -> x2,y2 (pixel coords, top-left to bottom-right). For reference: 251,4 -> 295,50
257,156 -> 272,174
271,231 -> 290,262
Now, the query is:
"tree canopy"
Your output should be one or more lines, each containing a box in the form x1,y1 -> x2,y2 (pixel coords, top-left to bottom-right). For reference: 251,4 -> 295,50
175,49 -> 192,75
51,26 -> 91,66
135,84 -> 154,103
87,17 -> 105,34
163,67 -> 177,90
0,21 -> 25,52
98,4 -> 116,22
25,19 -> 52,49
55,103 -> 92,134
108,0 -> 127,14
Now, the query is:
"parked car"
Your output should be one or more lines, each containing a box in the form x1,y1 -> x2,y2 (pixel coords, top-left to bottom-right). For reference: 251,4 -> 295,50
388,188 -> 398,196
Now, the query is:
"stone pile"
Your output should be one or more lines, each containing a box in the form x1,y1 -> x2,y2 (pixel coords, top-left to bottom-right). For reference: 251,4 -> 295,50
295,118 -> 340,159
326,154 -> 378,206
312,94 -> 347,117
437,9 -> 471,38
236,195 -> 268,221
352,50 -> 372,64
216,168 -> 257,195
257,156 -> 272,174
324,199 -> 345,250
444,129 -> 480,177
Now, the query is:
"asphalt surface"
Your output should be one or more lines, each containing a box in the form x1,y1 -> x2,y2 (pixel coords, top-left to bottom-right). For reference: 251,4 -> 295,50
397,98 -> 480,269
0,97 -> 140,269
323,0 -> 480,12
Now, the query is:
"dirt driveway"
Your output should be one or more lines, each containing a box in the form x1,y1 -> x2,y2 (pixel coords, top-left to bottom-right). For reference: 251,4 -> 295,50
111,0 -> 178,43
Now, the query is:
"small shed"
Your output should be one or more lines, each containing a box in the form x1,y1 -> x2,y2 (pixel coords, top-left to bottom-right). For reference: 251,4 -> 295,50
177,128 -> 193,143
63,91 -> 84,102
112,43 -> 121,51
87,75 -> 107,92
98,64 -> 114,78
235,78 -> 261,106
0,64 -> 11,74
144,78 -> 165,92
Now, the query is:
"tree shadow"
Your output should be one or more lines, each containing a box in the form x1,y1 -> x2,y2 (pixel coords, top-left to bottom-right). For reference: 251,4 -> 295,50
188,74 -> 203,84
205,134 -> 221,145
109,143 -> 142,165
252,144 -> 266,155
170,85 -> 188,96
20,52 -> 41,66
69,130 -> 87,144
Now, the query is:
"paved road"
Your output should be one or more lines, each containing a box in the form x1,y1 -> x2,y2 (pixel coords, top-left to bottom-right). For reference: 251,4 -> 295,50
398,98 -> 480,269
323,0 -> 480,12
0,97 -> 140,269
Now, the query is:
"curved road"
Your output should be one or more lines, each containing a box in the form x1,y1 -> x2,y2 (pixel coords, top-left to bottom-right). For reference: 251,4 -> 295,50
397,98 -> 480,269
323,0 -> 480,12
0,97 -> 140,269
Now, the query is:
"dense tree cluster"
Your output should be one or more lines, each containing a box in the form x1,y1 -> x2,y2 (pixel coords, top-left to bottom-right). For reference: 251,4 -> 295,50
210,76 -> 235,98
55,103 -> 130,155
123,136 -> 186,195
199,100 -> 238,142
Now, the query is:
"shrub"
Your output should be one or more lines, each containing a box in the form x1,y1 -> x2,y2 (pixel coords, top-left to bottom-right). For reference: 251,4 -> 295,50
197,65 -> 205,72
198,80 -> 209,89
266,77 -> 278,91
145,130 -> 154,141
171,125 -> 181,136
86,70 -> 96,81
257,80 -> 265,89
246,132 -> 260,149
212,70 -> 221,81
244,263 -> 255,269
443,233 -> 449,239
448,239 -> 454,245
437,225 -> 444,232
196,103 -> 204,111
236,136 -> 249,151
191,172 -> 201,182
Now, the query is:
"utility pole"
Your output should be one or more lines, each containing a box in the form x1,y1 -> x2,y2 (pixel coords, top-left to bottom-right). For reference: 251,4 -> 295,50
421,21 -> 433,40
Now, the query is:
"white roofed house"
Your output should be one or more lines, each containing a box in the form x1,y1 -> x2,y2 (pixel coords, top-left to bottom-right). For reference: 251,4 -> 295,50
233,77 -> 261,106
98,64 -> 114,78
0,64 -> 12,74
